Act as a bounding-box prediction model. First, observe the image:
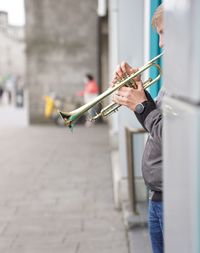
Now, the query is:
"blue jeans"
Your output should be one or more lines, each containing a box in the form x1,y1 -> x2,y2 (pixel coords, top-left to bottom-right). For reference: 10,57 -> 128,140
148,200 -> 164,253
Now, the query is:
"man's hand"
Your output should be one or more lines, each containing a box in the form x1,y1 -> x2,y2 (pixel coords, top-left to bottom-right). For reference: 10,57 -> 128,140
111,62 -> 147,112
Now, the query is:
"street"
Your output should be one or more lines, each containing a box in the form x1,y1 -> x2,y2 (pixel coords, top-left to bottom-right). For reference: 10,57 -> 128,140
0,124 -> 129,253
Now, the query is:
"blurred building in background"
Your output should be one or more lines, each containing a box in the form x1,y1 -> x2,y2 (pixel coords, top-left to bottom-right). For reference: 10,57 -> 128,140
25,0 -> 100,123
0,11 -> 25,77
0,11 -> 26,107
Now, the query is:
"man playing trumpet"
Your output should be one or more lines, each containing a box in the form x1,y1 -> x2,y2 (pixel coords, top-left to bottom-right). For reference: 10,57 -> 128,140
112,4 -> 164,253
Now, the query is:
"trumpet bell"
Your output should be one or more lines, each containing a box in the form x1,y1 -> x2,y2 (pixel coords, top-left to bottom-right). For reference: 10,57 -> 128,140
58,111 -> 74,128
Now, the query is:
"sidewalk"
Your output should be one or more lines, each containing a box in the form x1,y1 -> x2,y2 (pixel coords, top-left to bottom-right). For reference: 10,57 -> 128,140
0,125 -> 129,253
0,105 -> 28,127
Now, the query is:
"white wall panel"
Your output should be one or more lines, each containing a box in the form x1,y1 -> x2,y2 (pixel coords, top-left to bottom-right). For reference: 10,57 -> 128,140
163,96 -> 200,253
165,0 -> 200,103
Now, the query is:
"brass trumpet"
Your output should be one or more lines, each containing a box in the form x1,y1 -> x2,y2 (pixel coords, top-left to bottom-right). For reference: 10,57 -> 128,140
58,53 -> 163,128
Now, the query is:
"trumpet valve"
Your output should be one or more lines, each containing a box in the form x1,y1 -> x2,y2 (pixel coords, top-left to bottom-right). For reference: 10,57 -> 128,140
124,73 -> 137,88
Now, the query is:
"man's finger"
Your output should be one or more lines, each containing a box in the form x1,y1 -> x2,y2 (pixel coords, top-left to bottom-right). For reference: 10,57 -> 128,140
121,62 -> 133,75
113,93 -> 128,106
136,81 -> 144,91
115,65 -> 125,79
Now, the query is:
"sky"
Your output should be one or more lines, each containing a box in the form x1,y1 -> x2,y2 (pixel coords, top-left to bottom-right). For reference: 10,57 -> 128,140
0,0 -> 25,26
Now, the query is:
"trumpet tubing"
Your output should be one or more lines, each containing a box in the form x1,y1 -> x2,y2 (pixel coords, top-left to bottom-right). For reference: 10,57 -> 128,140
58,53 -> 163,128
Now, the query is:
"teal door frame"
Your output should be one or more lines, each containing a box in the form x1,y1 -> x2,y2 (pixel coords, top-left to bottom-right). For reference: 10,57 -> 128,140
149,0 -> 162,98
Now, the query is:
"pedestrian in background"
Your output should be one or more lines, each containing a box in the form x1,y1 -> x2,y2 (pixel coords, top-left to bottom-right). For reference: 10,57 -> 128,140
0,77 -> 4,104
79,73 -> 99,127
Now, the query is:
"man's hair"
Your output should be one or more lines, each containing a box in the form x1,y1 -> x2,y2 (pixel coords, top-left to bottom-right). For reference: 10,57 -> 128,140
152,4 -> 163,29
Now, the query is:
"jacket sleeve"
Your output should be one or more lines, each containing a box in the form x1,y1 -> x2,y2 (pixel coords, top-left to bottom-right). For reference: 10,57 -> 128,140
134,91 -> 162,142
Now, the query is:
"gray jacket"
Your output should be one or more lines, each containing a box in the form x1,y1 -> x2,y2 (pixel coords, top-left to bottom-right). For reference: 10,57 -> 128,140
135,90 -> 163,192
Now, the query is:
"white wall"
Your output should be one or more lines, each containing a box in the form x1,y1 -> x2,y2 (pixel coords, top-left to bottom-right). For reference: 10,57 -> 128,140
108,0 -> 146,206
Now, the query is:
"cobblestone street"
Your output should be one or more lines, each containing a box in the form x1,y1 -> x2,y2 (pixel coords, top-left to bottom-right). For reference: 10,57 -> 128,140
0,125 -> 129,253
